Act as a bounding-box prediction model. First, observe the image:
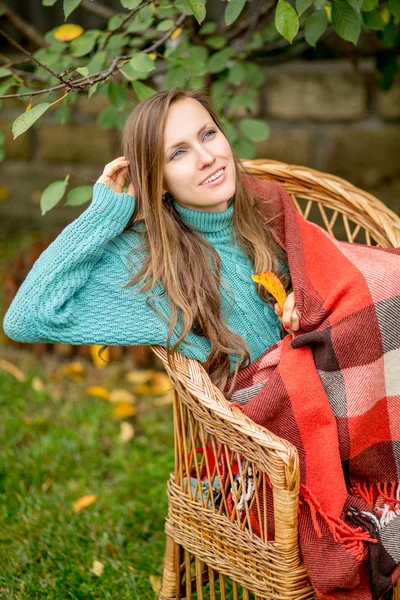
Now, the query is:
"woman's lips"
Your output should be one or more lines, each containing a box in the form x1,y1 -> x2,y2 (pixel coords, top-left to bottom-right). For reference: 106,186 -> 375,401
200,167 -> 226,187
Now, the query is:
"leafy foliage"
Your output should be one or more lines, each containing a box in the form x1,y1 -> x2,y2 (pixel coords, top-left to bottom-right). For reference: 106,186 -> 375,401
0,0 -> 399,212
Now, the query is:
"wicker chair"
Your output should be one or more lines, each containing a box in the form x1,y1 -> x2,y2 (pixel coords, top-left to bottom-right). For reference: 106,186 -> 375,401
151,159 -> 400,600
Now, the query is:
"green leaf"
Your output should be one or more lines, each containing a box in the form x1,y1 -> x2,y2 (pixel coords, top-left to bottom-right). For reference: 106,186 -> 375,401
189,0 -> 206,24
43,0 -> 58,5
121,0 -> 142,7
65,185 -> 93,207
156,19 -> 176,30
275,0 -> 300,43
296,0 -> 313,16
63,0 -> 82,20
362,9 -> 385,28
332,0 -> 361,44
361,0 -> 379,8
244,62 -> 265,88
0,68 -> 12,78
128,52 -> 156,73
53,105 -> 72,125
304,9 -> 328,46
0,78 -> 14,97
127,5 -> 155,32
12,103 -> 51,139
227,62 -> 247,86
225,0 -> 246,26
132,80 -> 157,101
40,176 -> 70,216
86,51 -> 107,76
97,106 -> 126,129
233,136 -> 256,159
346,0 -> 364,10
107,81 -> 128,110
76,67 -> 89,77
206,36 -> 227,49
88,82 -> 99,99
388,0 -> 400,19
199,21 -> 217,34
208,48 -> 234,73
70,30 -> 100,57
239,118 -> 270,142
165,65 -> 188,89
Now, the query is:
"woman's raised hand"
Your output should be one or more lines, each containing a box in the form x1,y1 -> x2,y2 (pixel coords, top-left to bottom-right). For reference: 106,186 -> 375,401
96,156 -> 136,197
274,292 -> 300,332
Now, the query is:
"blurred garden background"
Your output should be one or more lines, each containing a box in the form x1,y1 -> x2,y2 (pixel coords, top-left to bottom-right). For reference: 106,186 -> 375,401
0,0 -> 399,597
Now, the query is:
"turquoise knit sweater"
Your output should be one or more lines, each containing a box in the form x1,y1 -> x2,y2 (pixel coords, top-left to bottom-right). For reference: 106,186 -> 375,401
3,182 -> 287,372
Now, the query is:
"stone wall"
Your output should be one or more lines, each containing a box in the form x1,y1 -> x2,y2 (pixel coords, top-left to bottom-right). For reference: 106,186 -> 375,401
0,57 -> 399,238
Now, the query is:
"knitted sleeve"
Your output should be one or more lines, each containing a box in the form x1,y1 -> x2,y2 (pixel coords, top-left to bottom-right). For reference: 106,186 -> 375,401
2,182 -> 167,347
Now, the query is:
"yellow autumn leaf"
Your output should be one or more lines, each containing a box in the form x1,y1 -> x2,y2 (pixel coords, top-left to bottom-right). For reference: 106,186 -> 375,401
150,372 -> 173,395
324,5 -> 331,21
119,421 -> 135,443
135,382 -> 154,395
149,575 -> 161,595
87,385 -> 110,401
148,52 -> 157,60
125,369 -> 155,386
109,388 -> 137,404
31,376 -> 45,393
90,344 -> 109,368
0,359 -> 25,382
61,361 -> 85,381
0,187 -> 10,201
73,494 -> 97,513
381,6 -> 390,24
54,24 -> 84,41
112,402 -> 137,419
90,560 -> 104,577
251,272 -> 287,311
170,27 -> 182,39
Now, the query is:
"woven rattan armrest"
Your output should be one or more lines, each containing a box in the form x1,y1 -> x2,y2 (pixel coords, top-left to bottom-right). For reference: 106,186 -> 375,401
151,345 -> 299,494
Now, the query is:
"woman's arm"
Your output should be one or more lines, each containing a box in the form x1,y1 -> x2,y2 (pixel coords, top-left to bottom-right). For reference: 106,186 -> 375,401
2,182 -> 166,347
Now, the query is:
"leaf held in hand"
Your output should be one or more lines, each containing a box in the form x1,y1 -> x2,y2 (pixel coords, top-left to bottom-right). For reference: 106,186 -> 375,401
251,272 -> 287,311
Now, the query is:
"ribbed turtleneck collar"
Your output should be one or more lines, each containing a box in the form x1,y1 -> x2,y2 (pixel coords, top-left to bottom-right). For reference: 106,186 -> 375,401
172,198 -> 234,234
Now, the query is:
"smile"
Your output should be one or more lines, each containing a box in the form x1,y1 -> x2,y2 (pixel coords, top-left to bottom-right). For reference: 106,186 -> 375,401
200,167 -> 226,186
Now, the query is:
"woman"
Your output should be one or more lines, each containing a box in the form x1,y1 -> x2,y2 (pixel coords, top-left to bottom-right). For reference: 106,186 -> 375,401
3,87 -> 298,398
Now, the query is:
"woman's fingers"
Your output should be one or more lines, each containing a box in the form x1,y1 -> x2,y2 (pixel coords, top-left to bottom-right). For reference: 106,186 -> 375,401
275,292 -> 300,332
96,157 -> 130,191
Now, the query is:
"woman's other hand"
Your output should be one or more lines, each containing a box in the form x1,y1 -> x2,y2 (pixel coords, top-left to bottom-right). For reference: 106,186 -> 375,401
274,292 -> 300,332
96,156 -> 136,197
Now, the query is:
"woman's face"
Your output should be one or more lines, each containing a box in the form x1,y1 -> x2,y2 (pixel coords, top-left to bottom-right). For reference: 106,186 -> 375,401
163,98 -> 236,213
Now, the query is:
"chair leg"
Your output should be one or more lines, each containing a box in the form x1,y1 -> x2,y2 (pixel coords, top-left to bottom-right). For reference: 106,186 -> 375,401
159,534 -> 182,600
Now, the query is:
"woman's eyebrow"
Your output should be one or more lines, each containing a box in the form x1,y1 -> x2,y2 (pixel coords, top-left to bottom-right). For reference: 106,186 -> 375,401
166,123 -> 214,154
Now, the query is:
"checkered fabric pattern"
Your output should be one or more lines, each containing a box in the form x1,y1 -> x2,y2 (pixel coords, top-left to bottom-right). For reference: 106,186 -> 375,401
225,174 -> 400,600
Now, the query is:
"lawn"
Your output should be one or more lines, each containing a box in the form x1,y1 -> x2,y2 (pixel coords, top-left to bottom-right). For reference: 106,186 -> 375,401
0,346 -> 175,599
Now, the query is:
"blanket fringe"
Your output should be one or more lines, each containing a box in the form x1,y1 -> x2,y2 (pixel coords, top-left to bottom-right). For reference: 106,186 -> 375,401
351,481 -> 400,513
299,484 -> 377,562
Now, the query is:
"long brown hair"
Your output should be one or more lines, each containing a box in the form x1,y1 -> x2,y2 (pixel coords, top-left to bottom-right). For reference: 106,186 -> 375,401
108,87 -> 289,398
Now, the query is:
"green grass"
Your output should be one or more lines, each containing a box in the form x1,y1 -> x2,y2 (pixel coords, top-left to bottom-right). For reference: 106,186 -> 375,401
0,353 -> 174,599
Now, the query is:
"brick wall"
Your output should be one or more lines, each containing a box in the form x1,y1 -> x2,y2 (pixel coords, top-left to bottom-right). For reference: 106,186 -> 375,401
0,57 -> 399,237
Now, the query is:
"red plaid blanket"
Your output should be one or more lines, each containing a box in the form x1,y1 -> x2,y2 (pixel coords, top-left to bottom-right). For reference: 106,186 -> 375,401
224,174 -> 400,600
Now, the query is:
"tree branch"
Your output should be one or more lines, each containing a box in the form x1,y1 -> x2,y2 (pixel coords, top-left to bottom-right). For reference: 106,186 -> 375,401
81,0 -> 116,20
101,0 -> 153,48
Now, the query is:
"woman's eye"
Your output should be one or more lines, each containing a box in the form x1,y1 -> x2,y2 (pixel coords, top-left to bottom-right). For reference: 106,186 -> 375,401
171,129 -> 217,160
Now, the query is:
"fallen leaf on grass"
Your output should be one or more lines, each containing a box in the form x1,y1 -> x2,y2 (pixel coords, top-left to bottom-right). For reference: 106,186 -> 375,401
60,361 -> 85,381
149,575 -> 161,594
109,388 -> 136,404
73,494 -> 97,513
31,376 -> 45,393
153,390 -> 175,407
119,421 -> 135,443
112,402 -> 137,419
0,359 -> 25,382
87,385 -> 110,401
90,560 -> 104,577
125,369 -> 155,386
